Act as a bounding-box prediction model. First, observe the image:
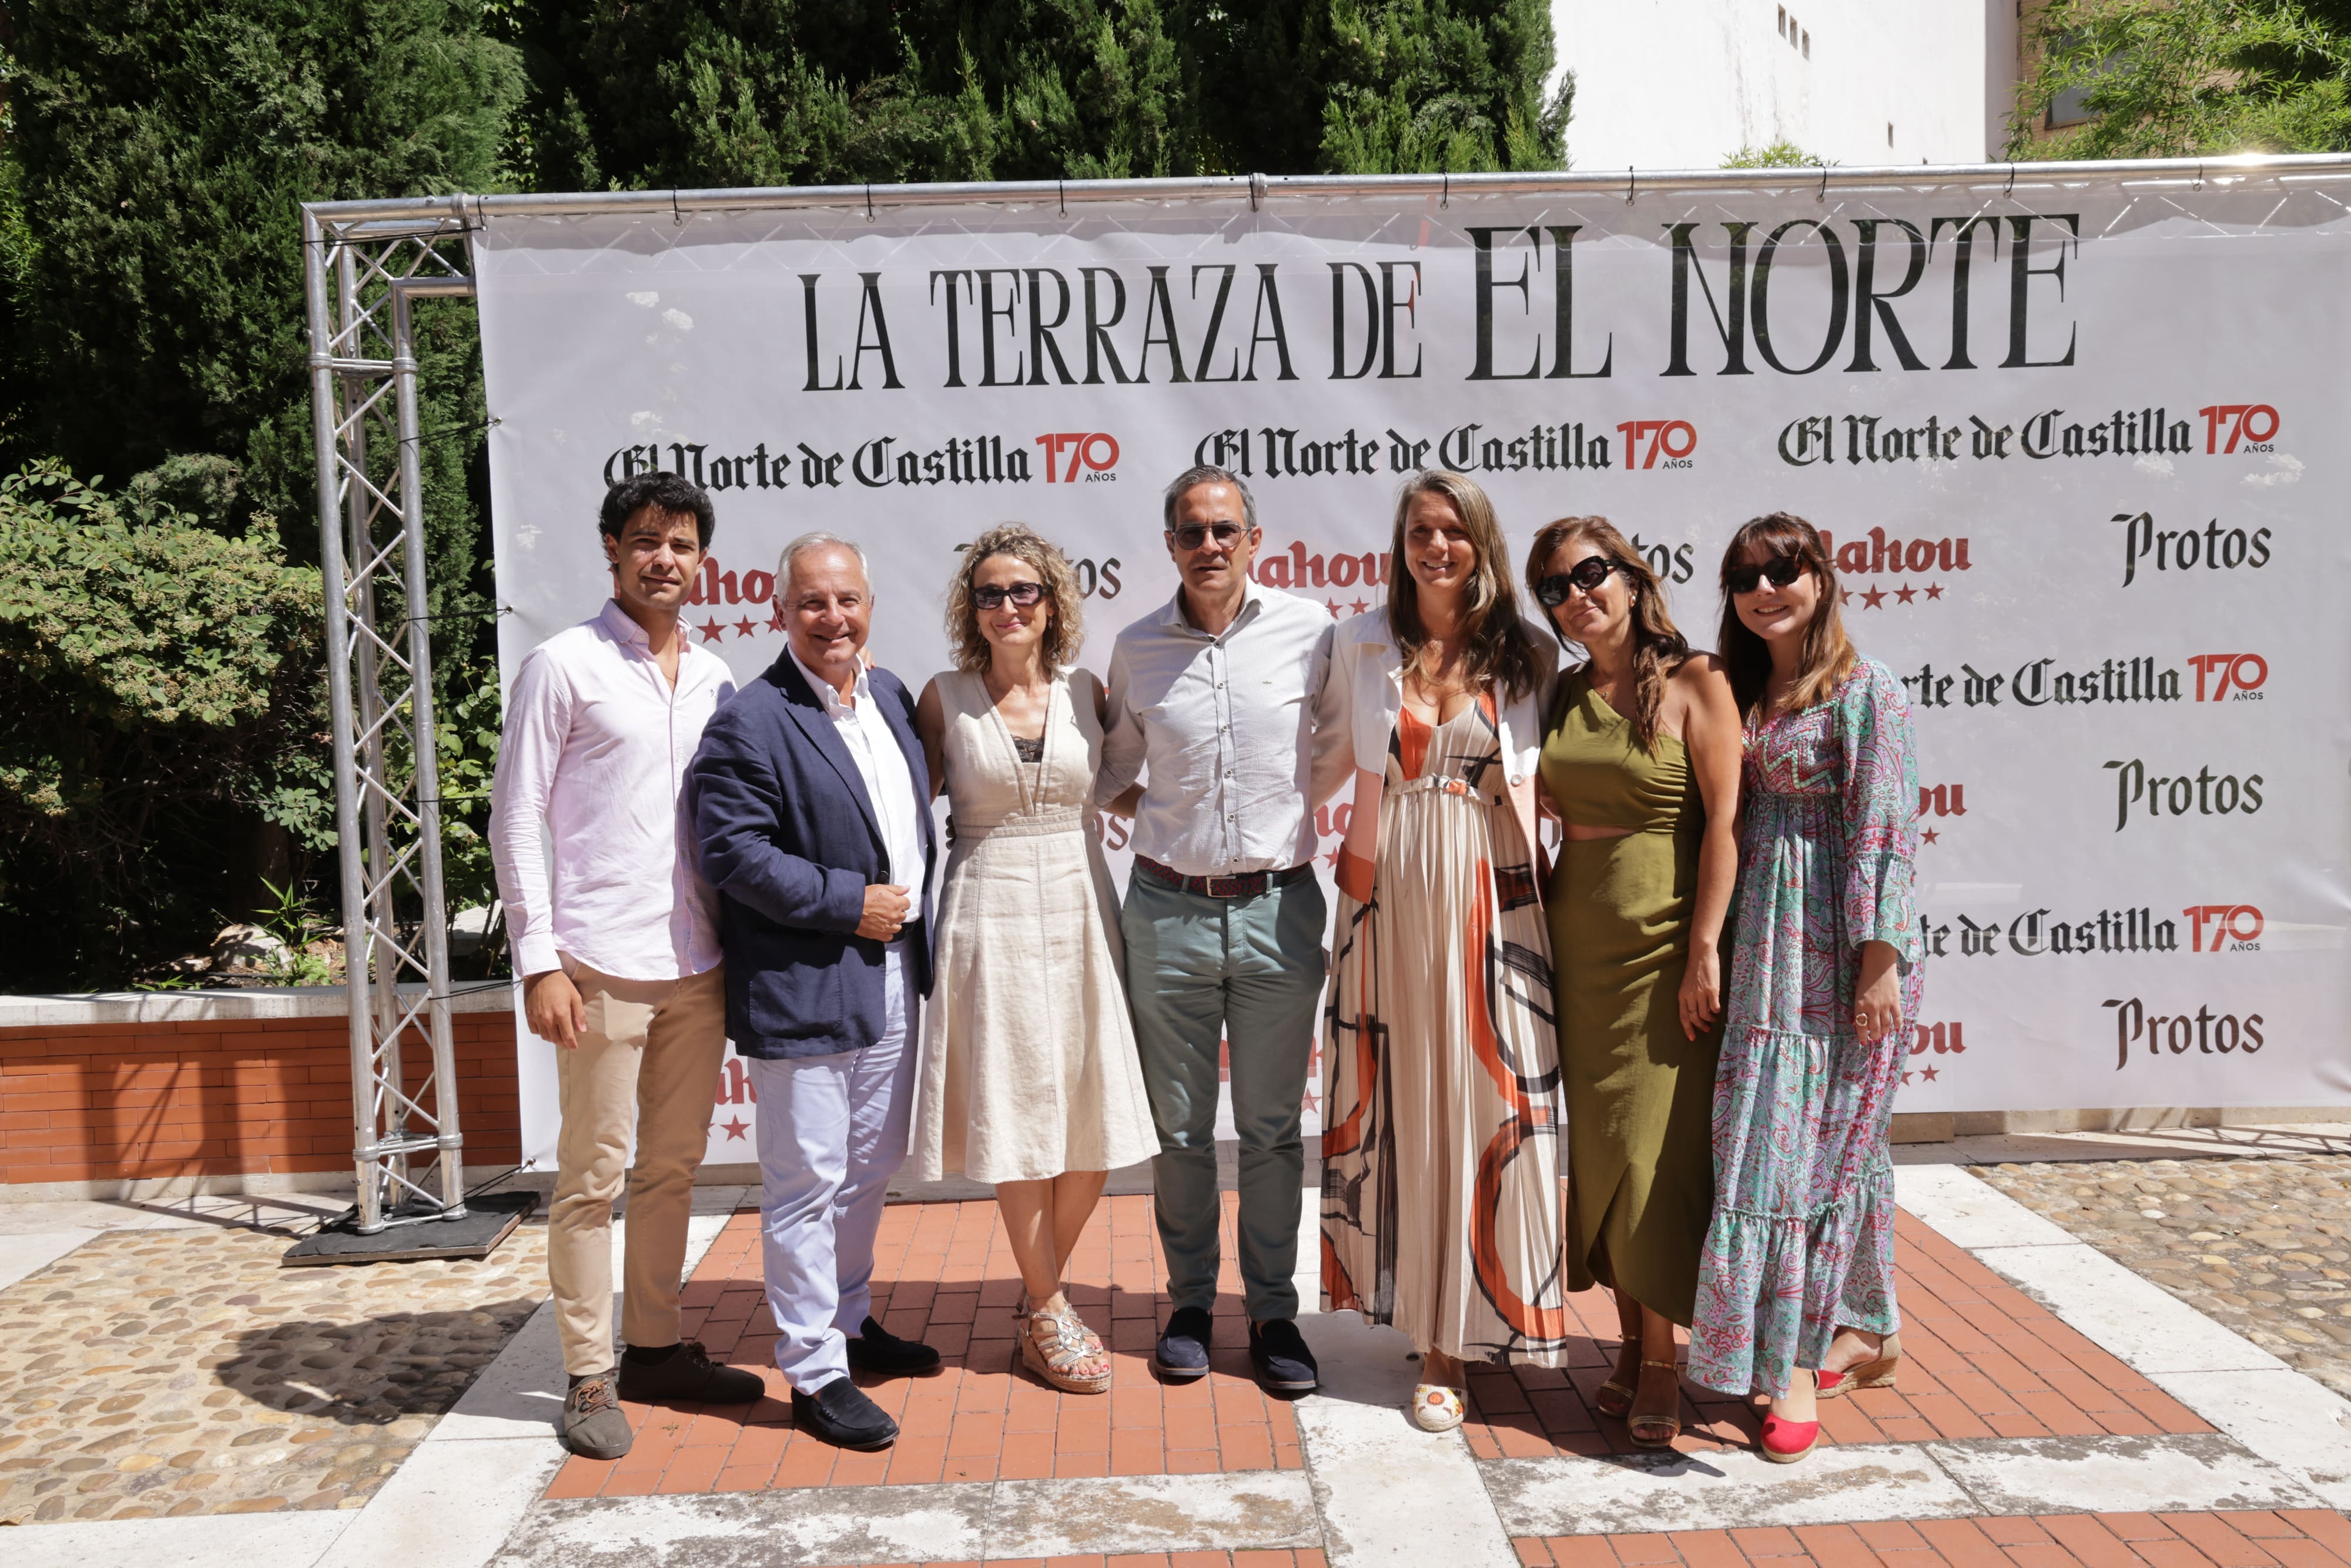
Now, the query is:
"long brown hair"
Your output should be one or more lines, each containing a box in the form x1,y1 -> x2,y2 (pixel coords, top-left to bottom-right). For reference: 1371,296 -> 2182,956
1523,516 -> 1690,753
1715,512 -> 1858,718
1385,470 -> 1539,702
944,524 -> 1085,675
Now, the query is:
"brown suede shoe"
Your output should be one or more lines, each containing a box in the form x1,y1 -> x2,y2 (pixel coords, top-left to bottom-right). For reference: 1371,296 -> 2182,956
561,1373 -> 632,1459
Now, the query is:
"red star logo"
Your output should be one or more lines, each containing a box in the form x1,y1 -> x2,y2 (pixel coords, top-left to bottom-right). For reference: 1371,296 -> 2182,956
1326,598 -> 1342,618
1349,599 -> 1369,615
698,618 -> 726,642
1860,585 -> 1887,609
1839,588 -> 1852,605
1921,827 -> 1940,845
1895,584 -> 1917,605
734,616 -> 758,638
1901,1071 -> 1915,1087
1925,582 -> 1944,601
767,603 -> 788,631
719,1117 -> 749,1141
1920,1064 -> 1940,1083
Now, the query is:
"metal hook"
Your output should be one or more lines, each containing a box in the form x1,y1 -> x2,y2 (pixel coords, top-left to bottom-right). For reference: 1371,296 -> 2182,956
2004,162 -> 2017,200
1626,165 -> 1636,206
2195,159 -> 2206,190
1818,163 -> 1829,203
1441,172 -> 1449,209
1250,172 -> 1265,213
671,189 -> 682,226
1059,178 -> 1067,217
865,183 -> 875,222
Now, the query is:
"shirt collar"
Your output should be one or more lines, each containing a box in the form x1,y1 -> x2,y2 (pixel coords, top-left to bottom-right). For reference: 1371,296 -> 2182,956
598,597 -> 691,655
1158,574 -> 1264,636
788,643 -> 869,714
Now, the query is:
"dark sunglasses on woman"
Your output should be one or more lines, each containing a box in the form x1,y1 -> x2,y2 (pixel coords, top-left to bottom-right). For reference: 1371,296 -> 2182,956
1725,555 -> 1807,596
1534,554 -> 1624,607
973,581 -> 1047,610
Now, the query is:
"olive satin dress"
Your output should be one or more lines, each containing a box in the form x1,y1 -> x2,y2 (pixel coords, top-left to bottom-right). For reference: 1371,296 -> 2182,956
1539,668 -> 1723,1325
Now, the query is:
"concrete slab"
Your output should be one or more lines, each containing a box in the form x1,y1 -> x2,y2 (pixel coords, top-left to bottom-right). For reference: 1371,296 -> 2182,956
330,1436 -> 564,1568
2154,1368 -> 2351,1509
987,1471 -> 1320,1557
0,1228 -> 98,1292
1483,1444 -> 1976,1536
485,1486 -> 992,1568
1925,1431 -> 2320,1515
0,1510 -> 350,1568
1292,1310 -> 1522,1568
1891,1163 -> 2080,1248
1977,1238 -> 2289,1375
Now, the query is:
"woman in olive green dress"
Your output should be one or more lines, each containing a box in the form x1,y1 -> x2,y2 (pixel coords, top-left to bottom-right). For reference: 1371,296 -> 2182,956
1529,517 -> 1742,1449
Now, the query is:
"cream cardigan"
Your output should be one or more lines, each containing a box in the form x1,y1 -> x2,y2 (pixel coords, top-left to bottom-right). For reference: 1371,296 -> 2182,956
1322,609 -> 1560,901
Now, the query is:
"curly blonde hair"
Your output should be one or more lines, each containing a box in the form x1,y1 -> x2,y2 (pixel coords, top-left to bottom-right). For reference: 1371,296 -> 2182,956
945,524 -> 1085,675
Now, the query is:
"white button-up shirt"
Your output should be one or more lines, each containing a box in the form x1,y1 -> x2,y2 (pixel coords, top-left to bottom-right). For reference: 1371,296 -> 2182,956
490,599 -> 735,981
788,646 -> 925,896
1097,578 -> 1349,877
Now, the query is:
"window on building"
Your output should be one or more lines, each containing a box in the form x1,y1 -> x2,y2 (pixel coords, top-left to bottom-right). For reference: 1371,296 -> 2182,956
2045,32 -> 2122,128
1777,6 -> 1787,39
1801,28 -> 1811,57
1887,122 -> 1895,147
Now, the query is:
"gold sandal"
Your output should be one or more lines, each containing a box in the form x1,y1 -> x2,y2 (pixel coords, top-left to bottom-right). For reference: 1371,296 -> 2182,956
1627,1359 -> 1683,1450
1020,1301 -> 1112,1394
1593,1341 -> 1636,1420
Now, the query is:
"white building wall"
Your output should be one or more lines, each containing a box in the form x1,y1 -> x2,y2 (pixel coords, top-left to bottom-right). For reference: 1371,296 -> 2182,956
1552,1 -> 2014,172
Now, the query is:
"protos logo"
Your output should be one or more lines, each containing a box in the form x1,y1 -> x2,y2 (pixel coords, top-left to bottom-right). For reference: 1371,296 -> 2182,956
1616,420 -> 1697,470
2184,904 -> 2263,953
1035,431 -> 1120,483
2189,654 -> 2267,702
2198,404 -> 2279,454
2102,759 -> 2264,831
2103,996 -> 2263,1071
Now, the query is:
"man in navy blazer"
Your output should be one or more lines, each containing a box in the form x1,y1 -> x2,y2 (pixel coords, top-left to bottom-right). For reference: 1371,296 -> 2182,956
688,531 -> 941,1452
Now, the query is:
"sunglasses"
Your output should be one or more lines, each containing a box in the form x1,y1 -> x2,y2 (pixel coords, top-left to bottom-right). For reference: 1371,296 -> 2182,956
1533,555 -> 1624,607
1169,521 -> 1248,551
1726,555 -> 1808,595
973,581 -> 1047,611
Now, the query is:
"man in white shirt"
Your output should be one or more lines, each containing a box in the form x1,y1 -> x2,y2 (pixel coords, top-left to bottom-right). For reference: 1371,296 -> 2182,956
1098,465 -> 1349,1393
687,534 -> 941,1453
489,471 -> 763,1461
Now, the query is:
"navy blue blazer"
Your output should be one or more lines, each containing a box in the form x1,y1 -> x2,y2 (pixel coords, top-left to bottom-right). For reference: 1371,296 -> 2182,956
686,653 -> 937,1060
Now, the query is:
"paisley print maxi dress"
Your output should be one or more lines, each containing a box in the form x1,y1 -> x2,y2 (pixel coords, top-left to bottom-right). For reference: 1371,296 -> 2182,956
1687,657 -> 1924,1398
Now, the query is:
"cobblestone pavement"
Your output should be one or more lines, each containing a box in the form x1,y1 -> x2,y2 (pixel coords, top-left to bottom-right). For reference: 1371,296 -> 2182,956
0,1215 -> 547,1523
1970,1154 -> 2351,1399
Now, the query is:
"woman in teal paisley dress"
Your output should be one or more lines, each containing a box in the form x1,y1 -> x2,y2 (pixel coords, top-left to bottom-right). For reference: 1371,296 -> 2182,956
1686,512 -> 1923,1465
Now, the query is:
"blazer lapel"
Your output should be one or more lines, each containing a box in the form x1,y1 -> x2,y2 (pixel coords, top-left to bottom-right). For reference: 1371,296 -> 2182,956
771,656 -> 883,845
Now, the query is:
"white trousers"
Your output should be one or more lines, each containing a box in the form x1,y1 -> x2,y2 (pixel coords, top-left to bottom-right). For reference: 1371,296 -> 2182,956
746,940 -> 917,1393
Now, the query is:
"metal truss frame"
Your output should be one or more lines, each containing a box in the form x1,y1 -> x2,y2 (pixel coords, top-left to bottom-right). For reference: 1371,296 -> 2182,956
301,197 -> 478,1234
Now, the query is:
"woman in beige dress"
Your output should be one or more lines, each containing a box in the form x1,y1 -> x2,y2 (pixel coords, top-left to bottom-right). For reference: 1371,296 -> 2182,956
910,524 -> 1161,1394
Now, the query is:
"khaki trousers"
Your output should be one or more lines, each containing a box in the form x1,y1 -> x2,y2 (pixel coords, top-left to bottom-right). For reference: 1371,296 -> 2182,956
547,963 -> 728,1377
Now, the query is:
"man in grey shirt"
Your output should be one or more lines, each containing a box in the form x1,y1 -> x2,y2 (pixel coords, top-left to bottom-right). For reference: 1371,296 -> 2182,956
1098,464 -> 1348,1392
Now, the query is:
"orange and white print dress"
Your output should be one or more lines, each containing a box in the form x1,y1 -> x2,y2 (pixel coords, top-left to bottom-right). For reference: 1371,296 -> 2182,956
1319,692 -> 1571,1366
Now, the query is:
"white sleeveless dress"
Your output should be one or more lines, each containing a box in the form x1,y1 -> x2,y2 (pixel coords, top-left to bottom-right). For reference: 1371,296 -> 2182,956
908,668 -> 1160,1183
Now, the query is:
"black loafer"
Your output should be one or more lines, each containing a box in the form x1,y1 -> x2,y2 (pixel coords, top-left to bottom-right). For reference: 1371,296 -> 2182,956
845,1315 -> 942,1377
1248,1318 -> 1318,1393
615,1340 -> 766,1405
1154,1305 -> 1213,1381
791,1376 -> 899,1450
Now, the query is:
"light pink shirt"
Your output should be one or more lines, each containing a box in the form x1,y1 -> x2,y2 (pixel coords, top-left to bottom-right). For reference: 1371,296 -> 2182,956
490,599 -> 736,981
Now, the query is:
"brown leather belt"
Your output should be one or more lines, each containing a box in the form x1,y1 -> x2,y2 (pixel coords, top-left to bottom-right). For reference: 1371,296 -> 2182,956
1134,856 -> 1314,900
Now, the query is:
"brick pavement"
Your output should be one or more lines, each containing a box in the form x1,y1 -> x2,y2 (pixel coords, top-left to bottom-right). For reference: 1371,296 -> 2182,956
1515,1509 -> 2351,1568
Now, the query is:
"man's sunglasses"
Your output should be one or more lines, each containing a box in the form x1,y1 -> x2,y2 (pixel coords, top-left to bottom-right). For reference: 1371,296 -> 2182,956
1169,521 -> 1248,551
1533,555 -> 1624,607
1726,556 -> 1808,596
973,581 -> 1047,610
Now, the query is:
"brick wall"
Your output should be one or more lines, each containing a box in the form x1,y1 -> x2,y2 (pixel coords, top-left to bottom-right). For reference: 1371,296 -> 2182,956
0,1009 -> 523,1186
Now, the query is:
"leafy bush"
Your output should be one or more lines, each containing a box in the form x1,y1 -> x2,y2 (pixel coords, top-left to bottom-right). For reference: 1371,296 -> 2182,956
0,460 -> 327,986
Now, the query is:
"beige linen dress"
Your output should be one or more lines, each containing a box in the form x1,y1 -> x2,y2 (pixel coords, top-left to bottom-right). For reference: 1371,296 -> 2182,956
909,668 -> 1160,1183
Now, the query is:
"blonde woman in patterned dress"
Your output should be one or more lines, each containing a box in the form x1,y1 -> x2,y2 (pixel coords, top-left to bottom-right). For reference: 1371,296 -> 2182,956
1319,470 -> 1569,1432
1686,512 -> 1923,1464
910,526 -> 1161,1394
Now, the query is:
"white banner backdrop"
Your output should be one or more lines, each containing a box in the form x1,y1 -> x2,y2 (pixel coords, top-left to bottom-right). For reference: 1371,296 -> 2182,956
479,171 -> 2351,1167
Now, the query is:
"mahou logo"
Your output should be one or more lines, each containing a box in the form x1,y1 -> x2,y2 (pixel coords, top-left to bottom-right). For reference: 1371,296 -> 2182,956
1915,782 -> 1964,846
1818,527 -> 1969,612
1901,1019 -> 1963,1087
1251,538 -> 1392,618
2104,996 -> 2265,1071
